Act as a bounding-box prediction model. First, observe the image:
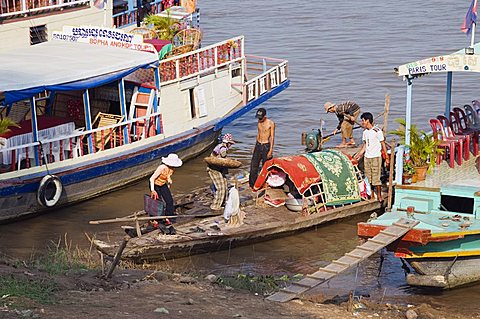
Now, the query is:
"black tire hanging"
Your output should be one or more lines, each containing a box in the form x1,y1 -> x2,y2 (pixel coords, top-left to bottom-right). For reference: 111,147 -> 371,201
37,174 -> 63,207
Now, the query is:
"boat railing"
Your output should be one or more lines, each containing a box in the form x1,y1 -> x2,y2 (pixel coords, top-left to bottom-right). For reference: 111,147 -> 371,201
158,36 -> 244,85
242,54 -> 288,105
0,0 -> 89,18
0,112 -> 163,172
113,0 -> 162,28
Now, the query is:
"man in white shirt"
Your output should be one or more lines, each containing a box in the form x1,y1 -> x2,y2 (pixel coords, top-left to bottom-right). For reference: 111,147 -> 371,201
354,112 -> 388,202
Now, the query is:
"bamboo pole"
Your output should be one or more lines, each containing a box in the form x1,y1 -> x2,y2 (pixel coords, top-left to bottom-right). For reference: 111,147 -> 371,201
89,214 -> 211,225
382,93 -> 391,136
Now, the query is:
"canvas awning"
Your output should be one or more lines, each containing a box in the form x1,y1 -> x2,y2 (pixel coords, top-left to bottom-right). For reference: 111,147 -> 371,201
0,41 -> 158,104
253,150 -> 361,205
396,42 -> 480,77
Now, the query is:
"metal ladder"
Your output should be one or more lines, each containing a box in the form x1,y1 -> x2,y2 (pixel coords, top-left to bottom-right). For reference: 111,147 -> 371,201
266,218 -> 419,303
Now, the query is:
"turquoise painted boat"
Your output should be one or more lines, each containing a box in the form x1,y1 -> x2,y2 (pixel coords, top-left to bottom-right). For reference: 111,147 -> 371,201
358,41 -> 480,289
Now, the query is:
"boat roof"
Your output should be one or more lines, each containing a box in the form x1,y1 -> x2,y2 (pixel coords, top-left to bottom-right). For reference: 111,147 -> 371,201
0,41 -> 158,104
396,42 -> 480,77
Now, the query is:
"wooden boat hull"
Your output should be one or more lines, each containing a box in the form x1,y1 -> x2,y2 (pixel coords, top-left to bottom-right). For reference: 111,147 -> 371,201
0,80 -> 289,223
406,256 -> 480,288
94,199 -> 382,262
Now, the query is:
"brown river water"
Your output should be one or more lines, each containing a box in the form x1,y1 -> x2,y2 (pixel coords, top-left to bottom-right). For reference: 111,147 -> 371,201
2,0 -> 480,312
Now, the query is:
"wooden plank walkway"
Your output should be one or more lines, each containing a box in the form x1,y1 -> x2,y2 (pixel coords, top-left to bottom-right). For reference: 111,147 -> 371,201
266,218 -> 420,303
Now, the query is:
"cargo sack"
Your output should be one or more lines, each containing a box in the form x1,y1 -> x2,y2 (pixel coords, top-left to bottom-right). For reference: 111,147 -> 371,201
144,194 -> 166,217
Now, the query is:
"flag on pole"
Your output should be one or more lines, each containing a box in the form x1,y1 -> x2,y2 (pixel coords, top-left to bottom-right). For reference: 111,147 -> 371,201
461,0 -> 478,34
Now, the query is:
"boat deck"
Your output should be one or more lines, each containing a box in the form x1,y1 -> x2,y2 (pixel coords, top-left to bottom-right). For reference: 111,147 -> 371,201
95,194 -> 383,262
366,209 -> 480,236
401,155 -> 480,191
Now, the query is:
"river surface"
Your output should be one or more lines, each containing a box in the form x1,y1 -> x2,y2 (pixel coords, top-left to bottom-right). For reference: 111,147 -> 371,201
2,0 -> 480,312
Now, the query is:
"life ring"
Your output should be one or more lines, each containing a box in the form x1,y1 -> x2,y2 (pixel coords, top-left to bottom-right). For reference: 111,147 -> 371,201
37,174 -> 63,207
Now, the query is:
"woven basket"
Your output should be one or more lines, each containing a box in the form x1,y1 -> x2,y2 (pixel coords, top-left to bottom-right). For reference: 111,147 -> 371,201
204,156 -> 242,169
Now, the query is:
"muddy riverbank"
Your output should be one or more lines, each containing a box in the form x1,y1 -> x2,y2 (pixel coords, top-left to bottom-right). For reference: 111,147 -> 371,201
1,253 -> 475,319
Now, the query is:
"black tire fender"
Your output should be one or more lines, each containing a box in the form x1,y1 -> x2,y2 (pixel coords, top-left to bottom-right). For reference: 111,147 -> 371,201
37,174 -> 63,207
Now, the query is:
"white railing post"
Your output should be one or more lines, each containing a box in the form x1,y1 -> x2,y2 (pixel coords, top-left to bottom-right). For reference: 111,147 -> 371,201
175,59 -> 180,79
21,0 -> 27,11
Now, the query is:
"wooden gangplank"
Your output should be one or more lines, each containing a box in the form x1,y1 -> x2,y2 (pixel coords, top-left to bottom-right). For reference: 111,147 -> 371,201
266,218 -> 419,303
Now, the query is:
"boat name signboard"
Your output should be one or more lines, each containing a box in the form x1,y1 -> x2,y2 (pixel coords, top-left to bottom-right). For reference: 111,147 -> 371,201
398,54 -> 480,76
52,26 -> 156,53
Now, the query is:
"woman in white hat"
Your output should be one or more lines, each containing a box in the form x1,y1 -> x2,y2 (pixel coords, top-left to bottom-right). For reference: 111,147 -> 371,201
207,133 -> 235,210
149,153 -> 183,217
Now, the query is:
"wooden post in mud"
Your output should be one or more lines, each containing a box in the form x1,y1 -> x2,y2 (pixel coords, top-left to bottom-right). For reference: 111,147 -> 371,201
105,236 -> 129,279
386,138 -> 395,211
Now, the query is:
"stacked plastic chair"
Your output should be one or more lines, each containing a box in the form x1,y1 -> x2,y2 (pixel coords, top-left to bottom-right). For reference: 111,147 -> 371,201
429,118 -> 459,168
450,109 -> 479,156
437,115 -> 470,161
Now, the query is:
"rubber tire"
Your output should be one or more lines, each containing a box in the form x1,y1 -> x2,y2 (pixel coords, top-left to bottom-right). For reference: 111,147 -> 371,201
37,174 -> 63,207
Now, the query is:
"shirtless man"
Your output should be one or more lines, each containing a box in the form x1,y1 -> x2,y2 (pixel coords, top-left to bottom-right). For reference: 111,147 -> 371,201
249,108 -> 275,188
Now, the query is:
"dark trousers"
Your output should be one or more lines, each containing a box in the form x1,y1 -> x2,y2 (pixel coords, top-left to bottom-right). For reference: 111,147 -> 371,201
154,184 -> 174,215
249,142 -> 270,188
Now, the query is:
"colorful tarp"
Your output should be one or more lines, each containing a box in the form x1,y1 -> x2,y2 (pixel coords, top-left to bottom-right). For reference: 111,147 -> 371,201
253,155 -> 321,194
302,150 -> 360,205
253,150 -> 361,206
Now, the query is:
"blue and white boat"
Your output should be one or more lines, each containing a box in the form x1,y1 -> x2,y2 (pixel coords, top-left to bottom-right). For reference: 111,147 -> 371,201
358,40 -> 480,288
0,31 -> 289,222
0,0 -> 199,52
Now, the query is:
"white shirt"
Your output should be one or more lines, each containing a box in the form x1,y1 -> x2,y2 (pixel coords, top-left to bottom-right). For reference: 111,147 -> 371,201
362,126 -> 384,158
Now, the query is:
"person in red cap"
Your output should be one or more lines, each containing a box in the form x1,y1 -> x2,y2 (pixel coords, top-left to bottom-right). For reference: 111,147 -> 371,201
249,108 -> 275,188
207,133 -> 236,210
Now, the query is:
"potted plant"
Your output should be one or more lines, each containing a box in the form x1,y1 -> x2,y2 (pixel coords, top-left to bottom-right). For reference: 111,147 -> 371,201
143,10 -> 181,41
390,119 -> 443,181
402,153 -> 416,184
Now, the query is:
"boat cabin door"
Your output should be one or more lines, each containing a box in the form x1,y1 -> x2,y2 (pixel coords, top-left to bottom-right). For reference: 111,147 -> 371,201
129,86 -> 156,140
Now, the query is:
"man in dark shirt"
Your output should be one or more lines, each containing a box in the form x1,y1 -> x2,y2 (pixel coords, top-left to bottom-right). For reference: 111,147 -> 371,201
324,101 -> 361,147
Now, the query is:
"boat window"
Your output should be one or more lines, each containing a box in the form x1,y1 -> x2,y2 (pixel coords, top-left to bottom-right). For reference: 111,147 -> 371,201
189,88 -> 197,119
440,195 -> 474,214
231,67 -> 241,78
30,25 -> 48,45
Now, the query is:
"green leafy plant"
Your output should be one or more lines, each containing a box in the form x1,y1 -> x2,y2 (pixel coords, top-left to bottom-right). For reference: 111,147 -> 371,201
403,154 -> 415,175
390,118 -> 443,172
143,10 -> 180,41
0,117 -> 20,136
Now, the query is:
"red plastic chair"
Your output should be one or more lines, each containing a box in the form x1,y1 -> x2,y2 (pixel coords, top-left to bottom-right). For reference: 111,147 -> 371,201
437,115 -> 470,160
463,104 -> 480,129
450,110 -> 479,156
473,100 -> 480,114
429,118 -> 458,168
